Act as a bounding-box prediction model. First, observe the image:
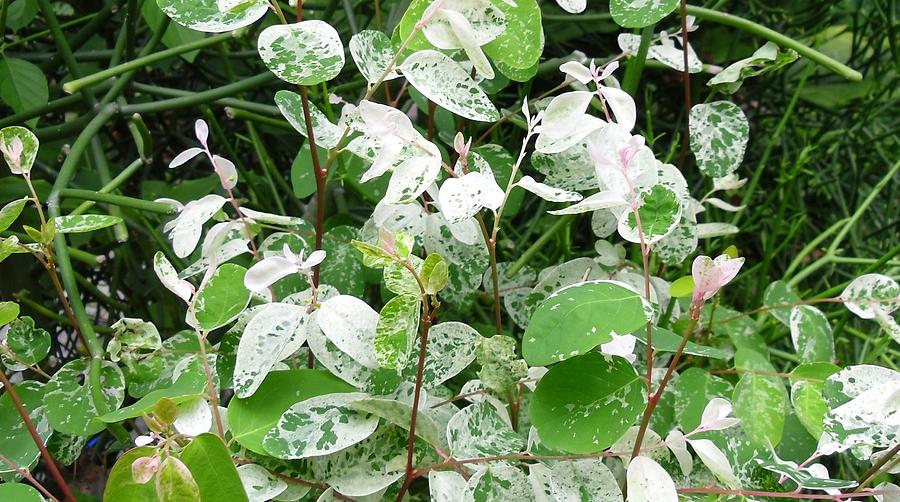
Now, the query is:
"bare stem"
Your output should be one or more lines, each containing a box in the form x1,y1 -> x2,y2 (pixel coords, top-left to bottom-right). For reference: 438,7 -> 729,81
195,331 -> 225,439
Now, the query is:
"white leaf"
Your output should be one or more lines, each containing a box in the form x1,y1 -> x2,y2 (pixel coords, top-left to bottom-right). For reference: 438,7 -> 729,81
599,85 -> 636,131
164,194 -> 227,258
439,171 -> 504,223
550,459 -> 622,501
687,438 -> 741,489
233,303 -> 307,398
238,207 -> 306,226
626,456 -> 678,502
698,397 -> 741,431
237,464 -> 287,502
195,119 -> 209,144
555,0 -> 587,14
548,191 -> 626,215
153,252 -> 193,303
244,256 -> 297,292
317,295 -> 380,368
515,175 -> 582,202
429,471 -> 467,502
705,197 -> 745,212
385,148 -> 442,204
212,155 -> 238,190
173,396 -> 212,436
169,147 -> 204,168
535,91 -> 606,154
665,430 -> 693,476
695,222 -> 739,238
560,60 -> 593,83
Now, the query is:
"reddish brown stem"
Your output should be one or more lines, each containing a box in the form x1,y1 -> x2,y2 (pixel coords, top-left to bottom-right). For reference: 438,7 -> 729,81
397,305 -> 434,502
0,370 -> 76,502
298,85 -> 326,287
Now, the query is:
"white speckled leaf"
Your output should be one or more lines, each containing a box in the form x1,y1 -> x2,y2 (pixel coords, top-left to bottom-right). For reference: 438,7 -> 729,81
52,214 -> 122,234
237,464 -> 287,502
555,0 -> 586,14
399,50 -> 500,122
610,0 -> 678,28
689,101 -> 749,178
349,30 -> 399,83
274,90 -> 342,149
384,145 -> 442,204
317,295 -> 380,369
447,401 -> 523,459
234,302 -> 308,398
789,306 -> 835,363
732,372 -> 787,447
626,456 -> 678,502
173,396 -> 212,436
429,470 -> 467,502
258,21 -> 344,85
263,393 -> 379,459
439,171 -> 505,223
550,459 -> 622,501
348,397 -> 441,447
156,0 -> 268,32
841,274 -> 900,319
0,126 -> 38,175
306,312 -> 377,389
532,141 -> 599,192
374,294 -> 420,370
44,358 -> 125,436
515,175 -> 582,202
162,194 -> 227,258
408,321 -> 480,389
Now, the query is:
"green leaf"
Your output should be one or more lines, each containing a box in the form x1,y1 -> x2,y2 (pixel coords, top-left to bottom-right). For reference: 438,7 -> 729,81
4,0 -> 39,33
3,316 -> 50,368
632,326 -> 731,360
98,362 -> 207,422
531,353 -> 645,453
0,126 -> 39,175
689,101 -> 750,178
257,20 -> 345,85
156,0 -> 268,32
482,0 -> 543,69
733,372 -> 788,447
446,401 -> 523,459
179,433 -> 248,502
0,301 -> 19,326
623,185 -> 681,242
193,263 -> 250,331
422,253 -> 450,294
0,58 -> 48,128
671,367 -> 733,431
44,358 -> 125,436
0,197 -> 27,233
156,457 -> 200,500
476,335 -> 527,395
52,214 -> 123,233
522,280 -> 651,366
669,276 -> 695,298
610,0 -> 678,28
0,381 -> 51,482
790,362 -> 839,440
227,369 -> 353,455
0,483 -> 44,502
763,280 -> 801,326
320,226 -> 366,296
290,143 -> 325,199
374,294 -> 420,370
399,50 -> 500,122
103,447 -> 158,502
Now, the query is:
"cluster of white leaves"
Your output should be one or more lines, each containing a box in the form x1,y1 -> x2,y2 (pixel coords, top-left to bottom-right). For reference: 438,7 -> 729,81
842,274 -> 900,343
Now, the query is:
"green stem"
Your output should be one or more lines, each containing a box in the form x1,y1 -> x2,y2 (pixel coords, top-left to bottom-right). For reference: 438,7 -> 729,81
120,73 -> 278,114
506,216 -> 573,278
70,159 -> 143,216
63,33 -> 234,94
61,189 -> 176,214
132,82 -> 281,116
685,5 -> 863,81
622,24 -> 654,96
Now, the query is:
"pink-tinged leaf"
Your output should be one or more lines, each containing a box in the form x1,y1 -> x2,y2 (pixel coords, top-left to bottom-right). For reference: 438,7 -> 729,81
698,397 -> 741,431
244,256 -> 297,292
169,148 -> 204,168
212,155 -> 238,189
131,456 -> 160,484
691,254 -> 744,302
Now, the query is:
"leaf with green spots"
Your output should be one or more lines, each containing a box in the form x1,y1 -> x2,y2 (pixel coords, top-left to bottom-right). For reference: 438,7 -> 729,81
156,0 -> 268,33
228,369 -> 353,455
0,381 -> 51,483
822,365 -> 900,452
275,90 -> 343,149
258,20 -> 344,85
125,330 -> 204,398
790,362 -> 840,440
763,280 -> 801,326
349,29 -> 400,84
179,433 -> 249,502
232,302 -> 308,398
349,397 -> 441,447
44,358 -> 125,436
237,464 -> 285,501
0,483 -> 43,501
2,316 -> 50,370
689,101 -> 750,178
464,462 -> 532,501
46,432 -> 86,466
447,400 -> 523,459
531,353 -> 645,453
320,226 -> 366,296
733,372 -> 788,447
789,306 -> 835,363
756,457 -> 857,490
549,459 -> 623,501
156,457 -> 199,500
192,263 -> 250,331
52,214 -> 123,233
399,50 -> 500,122
98,361 -> 207,422
610,0 -> 678,28
0,126 -> 39,175
708,42 -> 800,94
476,335 -> 528,395
262,392 -> 379,459
0,197 -> 26,233
404,321 -> 480,390
522,280 -> 651,366
374,294 -> 420,370
102,447 -> 158,502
